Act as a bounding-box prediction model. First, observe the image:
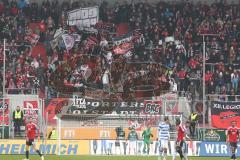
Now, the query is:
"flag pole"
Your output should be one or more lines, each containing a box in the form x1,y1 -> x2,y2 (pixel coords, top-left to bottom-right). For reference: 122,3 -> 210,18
2,39 -> 6,138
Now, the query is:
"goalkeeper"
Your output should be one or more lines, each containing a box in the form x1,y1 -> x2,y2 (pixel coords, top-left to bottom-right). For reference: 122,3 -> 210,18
142,125 -> 153,154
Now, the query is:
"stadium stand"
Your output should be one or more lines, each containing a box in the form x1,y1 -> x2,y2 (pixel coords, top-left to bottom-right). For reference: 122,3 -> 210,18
0,0 -> 239,101
0,0 -> 240,159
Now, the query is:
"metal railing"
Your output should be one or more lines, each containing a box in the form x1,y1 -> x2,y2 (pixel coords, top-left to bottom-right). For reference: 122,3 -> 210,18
5,88 -> 39,95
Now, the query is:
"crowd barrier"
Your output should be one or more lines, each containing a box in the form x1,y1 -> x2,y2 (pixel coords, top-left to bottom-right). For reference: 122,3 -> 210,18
0,139 -> 238,157
0,140 -> 89,155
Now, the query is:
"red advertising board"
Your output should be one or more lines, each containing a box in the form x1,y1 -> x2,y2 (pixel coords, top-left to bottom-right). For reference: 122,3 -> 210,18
165,95 -> 178,114
23,101 -> 39,124
0,99 -> 9,125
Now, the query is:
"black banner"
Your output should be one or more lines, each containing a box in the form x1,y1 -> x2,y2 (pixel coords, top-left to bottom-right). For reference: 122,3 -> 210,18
66,97 -> 145,114
211,101 -> 240,129
45,97 -> 164,116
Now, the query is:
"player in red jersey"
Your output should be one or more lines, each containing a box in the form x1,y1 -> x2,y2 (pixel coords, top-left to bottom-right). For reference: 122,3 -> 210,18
23,117 -> 44,160
174,119 -> 190,160
226,121 -> 239,160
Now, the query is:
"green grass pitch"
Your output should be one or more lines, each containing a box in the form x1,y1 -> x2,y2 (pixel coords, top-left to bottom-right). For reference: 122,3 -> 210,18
0,155 -> 232,160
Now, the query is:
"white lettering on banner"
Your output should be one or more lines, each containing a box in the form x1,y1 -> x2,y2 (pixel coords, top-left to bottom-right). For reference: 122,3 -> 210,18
67,6 -> 98,28
72,110 -> 81,114
73,96 -> 86,109
120,111 -> 136,115
26,102 -> 33,109
102,102 -> 110,107
59,97 -> 155,115
213,103 -> 221,109
88,8 -> 97,18
205,144 -> 214,153
224,105 -> 240,109
215,144 -> 219,154
91,102 -> 100,107
205,144 -> 228,154
82,9 -> 88,19
130,102 -> 138,108
120,102 -> 128,108
213,103 -> 240,110
71,99 -> 145,108
23,101 -> 39,123
100,130 -> 110,139
90,140 -> 200,156
144,103 -> 160,114
0,101 -> 8,110
25,102 -> 38,114
221,145 -> 227,154
64,130 -> 75,139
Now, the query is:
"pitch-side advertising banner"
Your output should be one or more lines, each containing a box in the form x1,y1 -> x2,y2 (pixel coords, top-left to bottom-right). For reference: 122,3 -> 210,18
0,140 -> 89,155
23,100 -> 39,124
211,101 -> 240,128
198,128 -> 226,141
90,140 -> 200,156
0,99 -> 10,125
199,142 -> 240,157
49,127 -> 157,140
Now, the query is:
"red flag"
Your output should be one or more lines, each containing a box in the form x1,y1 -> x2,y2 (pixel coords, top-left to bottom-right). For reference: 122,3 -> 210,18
113,42 -> 133,55
85,36 -> 98,50
25,33 -> 40,46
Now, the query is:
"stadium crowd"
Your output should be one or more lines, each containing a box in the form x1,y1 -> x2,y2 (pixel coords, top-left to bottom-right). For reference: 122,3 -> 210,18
0,0 -> 240,101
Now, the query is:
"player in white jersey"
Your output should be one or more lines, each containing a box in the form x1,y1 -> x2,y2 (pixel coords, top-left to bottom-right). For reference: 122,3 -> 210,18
158,117 -> 170,160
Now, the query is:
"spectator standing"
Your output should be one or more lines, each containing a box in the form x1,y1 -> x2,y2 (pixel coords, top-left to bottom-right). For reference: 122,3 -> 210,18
115,127 -> 126,155
178,68 -> 186,91
207,81 -> 215,94
188,81 -> 196,99
13,106 -> 24,136
127,127 -> 138,155
100,131 -> 107,155
225,70 -> 232,93
228,89 -> 236,101
189,112 -> 198,138
231,71 -> 239,93
93,139 -> 98,154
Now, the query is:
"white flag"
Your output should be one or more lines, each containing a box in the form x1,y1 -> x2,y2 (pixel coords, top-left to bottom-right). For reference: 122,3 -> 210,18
165,36 -> 175,42
54,28 -> 65,39
62,34 -> 75,50
50,28 -> 66,49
